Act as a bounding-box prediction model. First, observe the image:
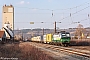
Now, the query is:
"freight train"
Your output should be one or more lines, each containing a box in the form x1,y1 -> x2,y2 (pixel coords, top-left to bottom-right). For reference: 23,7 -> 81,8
31,31 -> 71,46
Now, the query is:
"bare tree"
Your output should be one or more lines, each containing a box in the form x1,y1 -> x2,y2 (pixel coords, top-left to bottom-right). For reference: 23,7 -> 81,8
75,24 -> 86,39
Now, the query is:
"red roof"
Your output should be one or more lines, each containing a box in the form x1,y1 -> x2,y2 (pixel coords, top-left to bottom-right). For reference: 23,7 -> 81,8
0,31 -> 5,38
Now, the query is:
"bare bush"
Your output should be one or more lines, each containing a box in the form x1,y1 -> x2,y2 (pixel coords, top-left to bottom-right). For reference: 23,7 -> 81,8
0,43 -> 54,60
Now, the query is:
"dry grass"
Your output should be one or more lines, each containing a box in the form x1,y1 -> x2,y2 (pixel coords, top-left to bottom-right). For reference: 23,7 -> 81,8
0,43 -> 55,60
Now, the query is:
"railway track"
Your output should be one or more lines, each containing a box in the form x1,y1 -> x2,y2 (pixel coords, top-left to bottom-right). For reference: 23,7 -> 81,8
29,42 -> 90,60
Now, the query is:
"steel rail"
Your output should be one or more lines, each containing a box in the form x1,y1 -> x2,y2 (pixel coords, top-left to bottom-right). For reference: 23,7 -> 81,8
30,42 -> 90,58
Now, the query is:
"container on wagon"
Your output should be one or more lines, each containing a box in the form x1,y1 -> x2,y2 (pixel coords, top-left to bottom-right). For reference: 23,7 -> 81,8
33,37 -> 36,41
46,34 -> 53,43
31,37 -> 35,41
43,35 -> 46,43
36,36 -> 43,42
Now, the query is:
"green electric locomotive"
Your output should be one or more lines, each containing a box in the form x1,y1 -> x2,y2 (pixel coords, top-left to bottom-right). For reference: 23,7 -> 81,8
52,31 -> 71,46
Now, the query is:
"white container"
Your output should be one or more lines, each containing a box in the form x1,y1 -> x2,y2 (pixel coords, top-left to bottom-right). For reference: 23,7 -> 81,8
43,35 -> 46,43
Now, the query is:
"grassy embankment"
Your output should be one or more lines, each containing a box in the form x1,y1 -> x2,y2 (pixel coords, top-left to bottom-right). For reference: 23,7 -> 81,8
0,43 -> 55,60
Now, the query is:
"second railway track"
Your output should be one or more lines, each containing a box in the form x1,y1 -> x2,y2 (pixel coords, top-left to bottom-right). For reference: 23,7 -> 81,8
28,42 -> 90,60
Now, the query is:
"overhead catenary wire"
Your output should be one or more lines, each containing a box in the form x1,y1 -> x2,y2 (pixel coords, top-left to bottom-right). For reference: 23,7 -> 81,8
60,18 -> 89,28
14,0 -> 90,11
0,1 -> 89,13
1,1 -> 90,29
60,6 -> 90,21
13,5 -> 90,27
58,5 -> 90,26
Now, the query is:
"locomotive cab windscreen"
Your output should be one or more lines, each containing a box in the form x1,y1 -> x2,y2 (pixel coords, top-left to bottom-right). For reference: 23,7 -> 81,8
61,32 -> 70,37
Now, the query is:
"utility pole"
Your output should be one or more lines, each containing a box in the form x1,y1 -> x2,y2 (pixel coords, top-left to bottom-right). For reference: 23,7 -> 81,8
54,21 -> 56,33
42,28 -> 44,35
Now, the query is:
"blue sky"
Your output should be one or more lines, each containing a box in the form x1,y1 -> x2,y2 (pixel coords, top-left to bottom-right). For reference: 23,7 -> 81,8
0,0 -> 90,29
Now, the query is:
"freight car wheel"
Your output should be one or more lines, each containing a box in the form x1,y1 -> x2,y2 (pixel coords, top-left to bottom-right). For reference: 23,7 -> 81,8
64,44 -> 66,47
65,44 -> 69,47
61,43 -> 64,47
67,44 -> 69,47
61,44 -> 68,47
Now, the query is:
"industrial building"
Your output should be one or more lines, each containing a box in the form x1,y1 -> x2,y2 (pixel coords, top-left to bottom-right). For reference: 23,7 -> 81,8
0,4 -> 14,40
2,4 -> 14,30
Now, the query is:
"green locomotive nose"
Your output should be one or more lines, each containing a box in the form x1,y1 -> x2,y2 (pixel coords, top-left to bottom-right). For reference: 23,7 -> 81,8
61,37 -> 70,43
